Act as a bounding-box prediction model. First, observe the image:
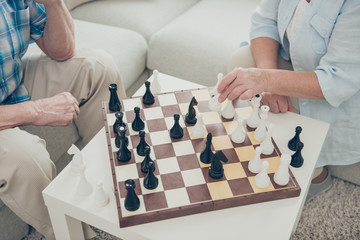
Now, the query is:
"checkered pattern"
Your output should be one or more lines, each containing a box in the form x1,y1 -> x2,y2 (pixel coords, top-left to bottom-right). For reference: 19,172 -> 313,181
102,88 -> 301,227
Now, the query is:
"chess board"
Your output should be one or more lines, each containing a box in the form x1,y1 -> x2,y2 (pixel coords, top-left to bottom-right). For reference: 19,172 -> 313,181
102,88 -> 301,228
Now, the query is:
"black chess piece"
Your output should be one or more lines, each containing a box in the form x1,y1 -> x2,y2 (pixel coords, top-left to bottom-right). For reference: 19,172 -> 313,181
290,141 -> 304,168
117,127 -> 132,162
124,179 -> 140,211
115,126 -> 129,148
288,126 -> 302,151
170,114 -> 183,139
185,96 -> 198,125
131,107 -> 145,131
142,81 -> 155,105
200,133 -> 214,164
141,146 -> 154,173
113,111 -> 127,135
209,150 -> 228,179
143,161 -> 158,190
136,130 -> 149,156
108,83 -> 121,112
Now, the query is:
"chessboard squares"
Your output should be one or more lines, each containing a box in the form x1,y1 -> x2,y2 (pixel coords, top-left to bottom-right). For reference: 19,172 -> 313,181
139,176 -> 164,195
122,98 -> 142,112
143,192 -> 168,212
133,146 -> 155,163
143,107 -> 164,120
115,164 -> 139,182
165,188 -> 190,208
175,91 -> 193,104
263,156 -> 281,173
191,138 -> 207,154
146,118 -> 168,132
113,150 -> 136,166
197,100 -> 211,113
228,178 -> 254,196
141,96 -> 160,109
247,131 -> 262,145
196,153 -> 209,168
186,184 -> 212,203
212,136 -> 234,151
248,176 -> 275,193
181,168 -> 206,187
120,195 -> 146,217
269,173 -> 296,189
221,149 -> 240,164
153,143 -> 176,159
178,103 -> 190,116
111,137 -> 133,152
202,112 -> 222,125
191,89 -> 211,101
172,140 -> 195,156
165,115 -> 186,129
205,123 -> 227,137
177,155 -> 200,171
149,130 -> 172,146
157,157 -> 181,174
160,172 -> 185,190
157,93 -> 178,106
223,121 -> 238,135
235,146 -> 256,162
201,167 -> 226,183
187,126 -> 208,139
223,163 -> 247,180
130,134 -> 152,150
118,178 -> 142,199
161,104 -> 181,118
207,181 -> 233,200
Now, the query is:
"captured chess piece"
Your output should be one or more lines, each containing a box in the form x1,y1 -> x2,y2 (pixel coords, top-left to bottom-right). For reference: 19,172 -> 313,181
94,180 -> 110,207
108,83 -> 122,112
136,130 -> 149,156
200,133 -> 214,164
113,111 -> 127,135
76,165 -> 92,196
288,126 -> 302,151
141,146 -> 155,173
143,161 -> 158,190
115,125 -> 129,148
170,114 -> 183,139
124,179 -> 140,211
209,150 -> 228,179
150,69 -> 161,94
117,127 -> 132,162
142,81 -> 155,105
68,144 -> 85,174
291,141 -> 304,168
185,96 -> 198,124
132,106 -> 145,131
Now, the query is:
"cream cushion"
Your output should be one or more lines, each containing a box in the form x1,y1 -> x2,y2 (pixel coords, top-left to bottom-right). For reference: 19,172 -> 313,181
64,0 -> 94,10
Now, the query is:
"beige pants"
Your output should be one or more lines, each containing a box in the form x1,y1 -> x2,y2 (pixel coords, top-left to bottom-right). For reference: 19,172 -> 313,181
228,45 -> 300,113
0,49 -> 126,240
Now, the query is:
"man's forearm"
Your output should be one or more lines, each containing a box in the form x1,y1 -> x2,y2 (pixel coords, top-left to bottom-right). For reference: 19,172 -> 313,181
0,102 -> 37,130
251,37 -> 280,69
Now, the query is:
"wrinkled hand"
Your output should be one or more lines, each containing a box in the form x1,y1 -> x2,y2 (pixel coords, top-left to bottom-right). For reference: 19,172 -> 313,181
261,93 -> 293,113
32,92 -> 79,126
218,67 -> 268,102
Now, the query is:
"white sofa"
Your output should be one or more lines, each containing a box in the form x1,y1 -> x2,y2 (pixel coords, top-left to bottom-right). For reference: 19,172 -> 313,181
1,1 -> 261,239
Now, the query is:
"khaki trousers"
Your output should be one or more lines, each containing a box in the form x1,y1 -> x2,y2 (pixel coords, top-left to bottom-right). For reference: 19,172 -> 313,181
228,45 -> 300,113
0,49 -> 126,239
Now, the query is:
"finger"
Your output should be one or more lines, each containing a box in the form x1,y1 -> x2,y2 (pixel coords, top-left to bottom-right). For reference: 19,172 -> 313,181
239,88 -> 256,101
268,100 -> 280,113
286,97 -> 294,112
217,69 -> 238,93
278,97 -> 289,113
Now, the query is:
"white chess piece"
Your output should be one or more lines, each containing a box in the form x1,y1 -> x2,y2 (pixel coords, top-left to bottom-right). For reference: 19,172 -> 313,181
94,180 -> 110,207
221,100 -> 235,119
150,69 -> 161,94
260,123 -> 274,155
254,161 -> 270,188
76,165 -> 92,196
247,94 -> 262,128
231,118 -> 246,143
254,105 -> 269,142
274,154 -> 291,186
208,93 -> 222,112
68,144 -> 85,174
210,73 -> 223,95
191,112 -> 205,138
248,146 -> 263,174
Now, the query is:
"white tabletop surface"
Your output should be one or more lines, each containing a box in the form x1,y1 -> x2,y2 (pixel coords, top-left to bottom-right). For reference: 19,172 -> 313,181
43,73 -> 329,240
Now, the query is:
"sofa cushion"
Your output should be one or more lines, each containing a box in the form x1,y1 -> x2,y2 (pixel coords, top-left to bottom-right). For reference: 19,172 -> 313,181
64,0 -> 93,10
147,0 -> 260,86
70,0 -> 200,41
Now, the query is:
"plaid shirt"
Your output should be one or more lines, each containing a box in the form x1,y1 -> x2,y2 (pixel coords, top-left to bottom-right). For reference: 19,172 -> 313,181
0,0 -> 47,104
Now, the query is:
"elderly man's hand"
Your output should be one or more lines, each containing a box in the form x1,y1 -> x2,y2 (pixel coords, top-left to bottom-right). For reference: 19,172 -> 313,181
31,92 -> 79,126
260,93 -> 293,113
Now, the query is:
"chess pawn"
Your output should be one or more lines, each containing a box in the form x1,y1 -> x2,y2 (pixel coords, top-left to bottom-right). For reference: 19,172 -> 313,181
260,123 -> 274,155
200,133 -> 214,164
143,81 -> 155,105
254,161 -> 270,188
143,161 -> 158,190
132,106 -> 145,131
170,114 -> 184,139
141,146 -> 155,173
94,180 -> 109,207
108,83 -> 121,112
231,118 -> 246,144
221,100 -> 235,119
208,93 -> 222,112
274,154 -> 291,186
191,112 -> 205,138
113,111 -> 127,135
115,125 -> 129,148
124,179 -> 140,211
76,165 -> 92,196
136,130 -> 149,156
288,126 -> 302,151
68,144 -> 85,174
291,141 -> 304,168
117,127 -> 132,162
248,146 -> 263,174
150,69 -> 161,94
254,105 -> 269,142
210,72 -> 223,96
247,94 -> 261,128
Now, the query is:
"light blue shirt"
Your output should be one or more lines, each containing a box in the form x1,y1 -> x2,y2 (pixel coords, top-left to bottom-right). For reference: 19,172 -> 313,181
250,0 -> 360,167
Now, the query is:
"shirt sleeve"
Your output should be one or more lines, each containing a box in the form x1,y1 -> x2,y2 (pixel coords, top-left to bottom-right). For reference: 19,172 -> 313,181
27,0 -> 47,40
315,1 -> 360,108
250,0 -> 281,43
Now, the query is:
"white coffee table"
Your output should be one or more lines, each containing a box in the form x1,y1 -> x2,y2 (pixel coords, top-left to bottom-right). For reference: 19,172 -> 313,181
43,73 -> 329,240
